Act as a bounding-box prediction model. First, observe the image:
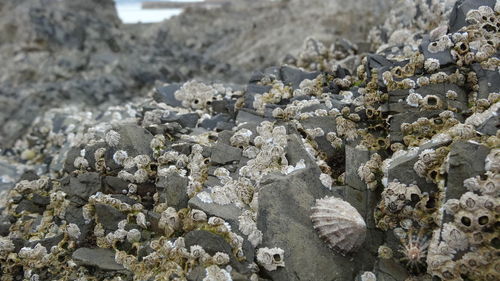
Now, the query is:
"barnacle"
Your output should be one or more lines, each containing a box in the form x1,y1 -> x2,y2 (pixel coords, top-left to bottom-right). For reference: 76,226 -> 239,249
311,196 -> 366,254
256,247 -> 285,271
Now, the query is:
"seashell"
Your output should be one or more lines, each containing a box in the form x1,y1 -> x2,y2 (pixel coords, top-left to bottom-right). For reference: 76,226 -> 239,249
311,196 -> 366,255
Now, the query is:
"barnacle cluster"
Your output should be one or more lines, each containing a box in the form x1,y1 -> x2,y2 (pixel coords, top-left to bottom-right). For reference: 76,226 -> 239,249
0,0 -> 498,280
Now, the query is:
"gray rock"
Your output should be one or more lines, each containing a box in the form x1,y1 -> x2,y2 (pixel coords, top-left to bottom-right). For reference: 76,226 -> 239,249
420,36 -> 454,66
156,171 -> 189,209
285,134 -> 320,175
162,112 -> 199,128
61,172 -> 102,206
188,195 -> 242,230
345,144 -> 372,191
15,199 -> 44,214
184,230 -> 253,275
187,265 -> 206,281
476,110 -> 500,136
65,203 -> 94,243
26,234 -> 64,252
471,63 -> 500,99
95,203 -> 127,233
0,216 -> 11,236
113,124 -> 154,156
244,84 -> 272,109
211,142 -> 242,165
374,259 -> 409,281
257,168 -> 376,281
280,65 -> 319,89
449,0 -> 496,33
446,141 -> 490,200
199,113 -> 234,131
154,83 -> 182,107
72,248 -> 125,271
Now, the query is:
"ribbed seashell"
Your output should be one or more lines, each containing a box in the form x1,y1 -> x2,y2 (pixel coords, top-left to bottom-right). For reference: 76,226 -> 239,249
311,196 -> 366,255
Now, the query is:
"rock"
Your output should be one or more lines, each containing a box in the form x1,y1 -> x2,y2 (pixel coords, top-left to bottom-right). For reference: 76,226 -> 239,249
188,195 -> 242,229
156,171 -> 189,209
113,124 -> 154,156
15,199 -> 44,214
476,109 -> 500,135
210,143 -> 242,165
64,203 -> 94,243
419,36 -> 454,66
72,248 -> 125,271
184,230 -> 253,274
280,65 -> 319,89
471,63 -> 500,99
103,176 -> 129,194
257,168 -> 376,281
0,216 -> 11,236
154,83 -> 182,107
446,141 -> 490,200
199,113 -> 234,131
448,0 -> 496,33
244,84 -> 271,109
26,234 -> 64,251
285,134 -> 320,175
61,172 -> 102,206
94,204 -> 127,233
187,265 -> 206,281
374,259 -> 409,281
345,144 -> 372,191
161,112 -> 199,128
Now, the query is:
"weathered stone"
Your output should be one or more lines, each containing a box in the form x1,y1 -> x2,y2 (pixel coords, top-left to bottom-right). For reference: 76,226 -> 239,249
471,63 -> 500,99
161,112 -> 199,128
285,134 -> 320,176
156,171 -> 189,209
154,83 -> 182,107
446,141 -> 490,200
374,259 -> 409,281
72,248 -> 125,271
184,230 -> 253,274
15,199 -> 44,214
61,172 -> 102,206
26,234 -> 64,251
280,65 -> 319,89
449,0 -> 496,33
257,168 -> 376,281
199,113 -> 234,131
0,216 -> 11,236
345,144 -> 371,191
188,195 -> 242,229
210,142 -> 242,165
95,203 -> 127,233
420,36 -> 454,66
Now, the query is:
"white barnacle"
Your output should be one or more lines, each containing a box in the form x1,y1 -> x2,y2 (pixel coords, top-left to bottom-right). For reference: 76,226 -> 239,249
190,209 -> 208,222
406,91 -> 422,107
67,223 -> 81,240
203,265 -> 232,281
319,173 -> 333,190
126,229 -> 141,243
256,247 -> 285,271
0,237 -> 15,256
113,150 -> 128,165
73,156 -> 89,169
424,58 -> 440,73
136,212 -> 148,229
360,271 -> 377,281
105,130 -> 120,147
212,252 -> 230,265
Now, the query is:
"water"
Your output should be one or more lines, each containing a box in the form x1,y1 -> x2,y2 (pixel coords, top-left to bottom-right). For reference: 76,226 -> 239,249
115,0 -> 204,24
